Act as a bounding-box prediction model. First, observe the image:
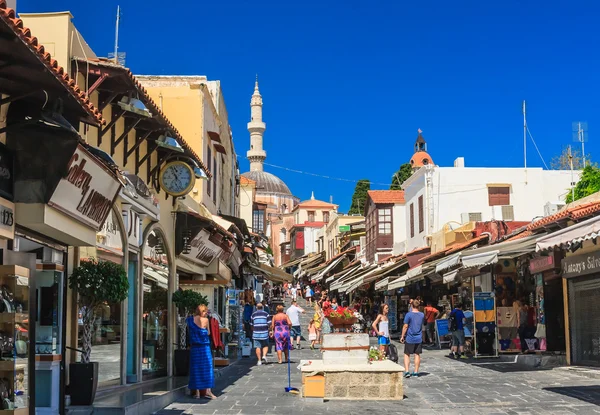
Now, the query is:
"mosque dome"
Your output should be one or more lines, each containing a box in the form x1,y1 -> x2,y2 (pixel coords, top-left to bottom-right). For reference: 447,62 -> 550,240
242,171 -> 292,196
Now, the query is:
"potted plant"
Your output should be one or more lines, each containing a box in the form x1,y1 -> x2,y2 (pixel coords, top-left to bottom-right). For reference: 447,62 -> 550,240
324,307 -> 357,331
68,259 -> 129,405
172,289 -> 208,376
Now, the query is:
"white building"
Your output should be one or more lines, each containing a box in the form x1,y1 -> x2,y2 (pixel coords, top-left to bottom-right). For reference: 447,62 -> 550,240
403,156 -> 578,252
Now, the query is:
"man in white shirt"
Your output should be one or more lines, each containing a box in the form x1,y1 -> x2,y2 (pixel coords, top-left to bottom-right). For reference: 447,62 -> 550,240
286,300 -> 305,349
291,286 -> 297,301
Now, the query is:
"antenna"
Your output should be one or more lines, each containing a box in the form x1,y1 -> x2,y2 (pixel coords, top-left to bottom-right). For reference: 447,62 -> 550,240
522,100 -> 527,170
108,6 -> 126,66
568,145 -> 575,201
572,121 -> 589,167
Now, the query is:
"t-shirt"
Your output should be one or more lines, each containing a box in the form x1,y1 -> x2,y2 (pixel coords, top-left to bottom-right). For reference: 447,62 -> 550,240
291,287 -> 297,297
286,305 -> 303,326
451,309 -> 465,331
424,306 -> 438,324
403,311 -> 425,344
251,310 -> 271,340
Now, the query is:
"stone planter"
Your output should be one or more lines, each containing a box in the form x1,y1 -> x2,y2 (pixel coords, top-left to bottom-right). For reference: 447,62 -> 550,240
327,317 -> 357,331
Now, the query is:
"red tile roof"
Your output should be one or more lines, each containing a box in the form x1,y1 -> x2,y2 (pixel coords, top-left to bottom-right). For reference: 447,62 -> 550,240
367,190 -> 405,204
296,200 -> 337,209
76,58 -> 211,177
420,234 -> 490,263
0,3 -> 104,125
527,201 -> 600,231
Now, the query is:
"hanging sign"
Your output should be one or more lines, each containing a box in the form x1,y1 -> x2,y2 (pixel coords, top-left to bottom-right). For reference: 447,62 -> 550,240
562,251 -> 600,279
180,229 -> 223,266
96,209 -> 123,251
49,145 -> 121,230
0,198 -> 14,240
529,254 -> 559,274
122,205 -> 143,248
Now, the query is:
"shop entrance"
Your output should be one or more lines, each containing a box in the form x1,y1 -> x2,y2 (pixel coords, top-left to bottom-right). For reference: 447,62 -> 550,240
544,276 -> 565,352
569,275 -> 600,367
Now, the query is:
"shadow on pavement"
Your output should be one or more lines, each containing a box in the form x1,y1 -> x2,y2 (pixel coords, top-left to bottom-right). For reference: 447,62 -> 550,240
543,385 -> 600,405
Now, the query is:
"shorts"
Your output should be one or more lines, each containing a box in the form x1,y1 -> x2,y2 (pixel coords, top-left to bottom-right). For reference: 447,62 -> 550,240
378,336 -> 390,346
291,326 -> 302,338
253,339 -> 269,349
452,330 -> 465,347
404,342 -> 423,355
308,333 -> 317,341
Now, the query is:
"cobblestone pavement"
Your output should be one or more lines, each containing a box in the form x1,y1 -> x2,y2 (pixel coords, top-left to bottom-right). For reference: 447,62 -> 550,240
157,299 -> 600,415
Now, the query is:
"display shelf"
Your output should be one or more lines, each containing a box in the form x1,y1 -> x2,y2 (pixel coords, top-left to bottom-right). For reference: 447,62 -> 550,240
0,266 -> 29,279
0,408 -> 28,415
0,313 -> 27,324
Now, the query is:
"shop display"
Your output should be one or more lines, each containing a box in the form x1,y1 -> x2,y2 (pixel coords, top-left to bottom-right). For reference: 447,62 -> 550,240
473,292 -> 497,357
0,265 -> 30,413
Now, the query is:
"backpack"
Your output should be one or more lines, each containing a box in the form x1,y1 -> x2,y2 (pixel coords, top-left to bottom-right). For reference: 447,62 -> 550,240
387,343 -> 399,363
448,312 -> 458,332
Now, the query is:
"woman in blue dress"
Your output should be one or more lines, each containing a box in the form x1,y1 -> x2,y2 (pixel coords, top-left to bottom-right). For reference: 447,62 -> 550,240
187,304 -> 216,399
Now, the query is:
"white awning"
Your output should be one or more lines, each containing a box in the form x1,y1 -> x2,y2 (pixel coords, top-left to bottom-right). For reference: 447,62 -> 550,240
406,265 -> 423,279
314,255 -> 345,281
461,250 -> 499,269
143,267 -> 168,289
435,253 -> 461,273
443,268 -> 460,284
343,276 -> 364,294
339,266 -> 379,293
388,275 -> 408,290
536,215 -> 600,251
375,277 -> 389,291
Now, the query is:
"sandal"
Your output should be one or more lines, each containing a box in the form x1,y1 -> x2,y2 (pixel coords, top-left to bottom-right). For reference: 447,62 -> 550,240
205,393 -> 217,400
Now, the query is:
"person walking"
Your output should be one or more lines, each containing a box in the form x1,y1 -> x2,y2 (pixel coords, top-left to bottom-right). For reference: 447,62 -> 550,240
400,299 -> 425,378
271,305 -> 292,363
305,285 -> 313,306
313,303 -> 323,344
308,319 -> 318,349
449,303 -> 467,359
290,285 -> 297,302
424,301 -> 440,345
251,303 -> 271,365
286,300 -> 305,349
187,304 -> 216,399
372,304 -> 391,354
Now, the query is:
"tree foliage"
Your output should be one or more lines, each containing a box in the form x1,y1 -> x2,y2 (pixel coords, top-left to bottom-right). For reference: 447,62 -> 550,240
565,165 -> 600,203
390,163 -> 413,190
551,147 -> 586,170
348,179 -> 371,215
172,289 -> 208,316
69,259 -> 129,363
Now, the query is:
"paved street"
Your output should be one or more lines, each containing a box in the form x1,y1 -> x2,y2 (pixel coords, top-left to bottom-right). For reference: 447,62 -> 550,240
157,300 -> 600,415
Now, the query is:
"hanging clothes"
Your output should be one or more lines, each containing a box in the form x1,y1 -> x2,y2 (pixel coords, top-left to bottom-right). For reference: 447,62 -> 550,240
209,317 -> 223,350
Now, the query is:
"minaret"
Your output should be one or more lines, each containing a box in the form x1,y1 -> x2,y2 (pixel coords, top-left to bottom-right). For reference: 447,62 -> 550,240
247,76 -> 267,172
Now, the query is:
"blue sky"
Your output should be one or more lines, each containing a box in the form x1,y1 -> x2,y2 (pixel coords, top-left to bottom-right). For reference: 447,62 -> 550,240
21,0 -> 600,212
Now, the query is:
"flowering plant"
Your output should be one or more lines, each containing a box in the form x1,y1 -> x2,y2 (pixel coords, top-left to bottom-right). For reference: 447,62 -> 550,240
368,346 -> 386,362
324,306 -> 355,320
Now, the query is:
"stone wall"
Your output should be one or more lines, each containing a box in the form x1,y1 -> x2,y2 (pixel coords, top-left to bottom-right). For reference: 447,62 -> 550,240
303,371 -> 403,400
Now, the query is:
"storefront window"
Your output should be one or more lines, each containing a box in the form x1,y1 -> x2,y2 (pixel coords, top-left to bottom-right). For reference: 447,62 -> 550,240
142,229 -> 170,379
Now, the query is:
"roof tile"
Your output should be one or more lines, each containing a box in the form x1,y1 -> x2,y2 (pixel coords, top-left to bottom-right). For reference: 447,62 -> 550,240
0,2 -> 105,125
527,201 -> 600,231
367,190 -> 405,204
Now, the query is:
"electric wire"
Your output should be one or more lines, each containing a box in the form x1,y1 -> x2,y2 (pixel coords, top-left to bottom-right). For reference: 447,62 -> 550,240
526,125 -> 549,170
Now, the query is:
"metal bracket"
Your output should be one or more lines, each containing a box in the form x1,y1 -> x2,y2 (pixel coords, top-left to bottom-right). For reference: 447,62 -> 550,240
99,91 -> 120,112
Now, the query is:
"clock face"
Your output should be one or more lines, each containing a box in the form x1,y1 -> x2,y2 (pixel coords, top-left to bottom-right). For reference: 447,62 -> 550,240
159,162 -> 195,196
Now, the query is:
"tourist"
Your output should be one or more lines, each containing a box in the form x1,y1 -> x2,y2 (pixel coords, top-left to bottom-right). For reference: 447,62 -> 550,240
271,305 -> 292,364
424,301 -> 440,345
517,300 -> 529,354
243,299 -> 255,339
251,303 -> 271,365
331,297 -> 339,310
187,304 -> 216,399
372,304 -> 391,354
313,303 -> 323,344
305,285 -> 313,305
308,319 -> 318,349
400,299 -> 425,378
449,303 -> 467,359
290,285 -> 297,301
322,296 -> 332,313
286,300 -> 305,349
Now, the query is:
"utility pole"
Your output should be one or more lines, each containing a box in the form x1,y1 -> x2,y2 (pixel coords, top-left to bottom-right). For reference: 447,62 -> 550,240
523,100 -> 527,181
113,6 -> 121,64
568,145 -> 575,201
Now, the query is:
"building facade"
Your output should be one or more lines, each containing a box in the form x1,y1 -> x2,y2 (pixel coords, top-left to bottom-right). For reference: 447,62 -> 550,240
364,190 -> 406,264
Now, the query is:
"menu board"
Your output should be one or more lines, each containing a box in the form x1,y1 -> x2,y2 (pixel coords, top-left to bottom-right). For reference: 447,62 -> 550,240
387,296 -> 398,331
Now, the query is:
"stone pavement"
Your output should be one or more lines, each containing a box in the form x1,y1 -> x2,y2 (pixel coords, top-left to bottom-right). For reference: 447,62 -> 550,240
157,298 -> 600,415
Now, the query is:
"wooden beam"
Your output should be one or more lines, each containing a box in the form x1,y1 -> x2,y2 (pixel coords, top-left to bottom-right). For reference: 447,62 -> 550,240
137,141 -> 156,179
99,91 -> 119,112
99,108 -> 125,142
87,72 -> 109,96
111,117 -> 141,156
125,130 -> 152,168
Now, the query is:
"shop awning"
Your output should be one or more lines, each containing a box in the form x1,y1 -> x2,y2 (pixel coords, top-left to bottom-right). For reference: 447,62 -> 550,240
435,253 -> 461,273
406,265 -> 423,279
443,268 -> 461,284
536,215 -> 600,251
327,263 -> 361,284
176,257 -> 205,276
333,265 -> 376,292
249,263 -> 293,283
388,275 -> 408,290
461,250 -> 499,269
143,266 -> 168,289
314,255 -> 345,281
280,255 -> 306,269
375,277 -> 390,291
344,266 -> 381,294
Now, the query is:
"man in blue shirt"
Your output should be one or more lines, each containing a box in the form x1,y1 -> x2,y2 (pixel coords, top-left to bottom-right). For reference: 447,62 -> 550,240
400,299 -> 425,378
450,303 -> 467,359
251,303 -> 272,365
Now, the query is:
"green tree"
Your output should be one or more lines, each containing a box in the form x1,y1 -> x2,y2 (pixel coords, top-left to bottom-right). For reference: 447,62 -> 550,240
348,179 -> 370,215
551,147 -> 586,170
390,163 -> 413,190
565,165 -> 600,203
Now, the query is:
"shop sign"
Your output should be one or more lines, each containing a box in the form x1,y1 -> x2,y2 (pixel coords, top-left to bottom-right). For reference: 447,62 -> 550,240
562,251 -> 600,279
122,205 -> 143,248
529,254 -> 558,274
0,198 -> 14,240
180,229 -> 223,266
0,143 -> 13,201
49,145 -> 121,230
96,209 -> 122,250
339,225 -> 350,233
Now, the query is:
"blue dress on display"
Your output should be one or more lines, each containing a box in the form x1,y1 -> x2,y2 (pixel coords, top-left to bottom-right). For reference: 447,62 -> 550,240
187,316 -> 214,390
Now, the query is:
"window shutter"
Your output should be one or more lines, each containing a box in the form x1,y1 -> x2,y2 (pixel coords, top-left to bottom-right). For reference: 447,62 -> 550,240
502,205 -> 514,221
410,203 -> 415,238
418,196 -> 424,233
488,186 -> 510,206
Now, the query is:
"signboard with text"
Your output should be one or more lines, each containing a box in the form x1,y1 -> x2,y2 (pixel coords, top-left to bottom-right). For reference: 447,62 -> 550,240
339,225 -> 350,233
49,145 -> 121,230
180,229 -> 223,266
0,198 -> 14,240
562,251 -> 600,279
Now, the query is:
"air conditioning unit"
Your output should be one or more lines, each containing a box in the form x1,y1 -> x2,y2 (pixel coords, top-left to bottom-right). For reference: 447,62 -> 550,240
544,202 -> 565,217
501,205 -> 514,221
461,212 -> 482,224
